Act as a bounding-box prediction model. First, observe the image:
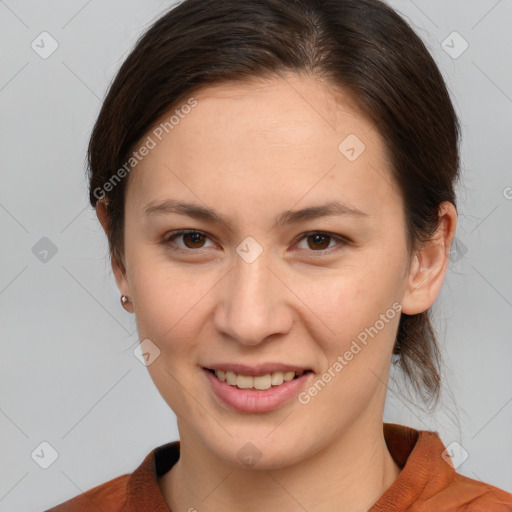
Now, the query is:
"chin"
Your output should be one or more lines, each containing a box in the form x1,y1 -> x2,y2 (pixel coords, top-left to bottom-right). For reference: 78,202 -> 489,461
203,428 -> 311,471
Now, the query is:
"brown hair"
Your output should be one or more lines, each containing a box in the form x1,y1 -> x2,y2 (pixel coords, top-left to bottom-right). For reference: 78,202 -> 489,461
88,0 -> 460,408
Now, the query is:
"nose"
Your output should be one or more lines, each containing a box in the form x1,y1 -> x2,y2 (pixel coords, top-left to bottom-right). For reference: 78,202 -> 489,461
213,250 -> 293,346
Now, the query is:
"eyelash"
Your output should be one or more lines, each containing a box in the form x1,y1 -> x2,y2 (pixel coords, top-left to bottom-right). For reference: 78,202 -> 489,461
162,229 -> 349,255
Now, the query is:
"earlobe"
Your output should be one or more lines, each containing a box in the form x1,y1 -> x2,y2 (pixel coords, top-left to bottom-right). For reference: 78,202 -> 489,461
111,251 -> 134,313
96,198 -> 134,312
400,254 -> 440,315
400,202 -> 457,315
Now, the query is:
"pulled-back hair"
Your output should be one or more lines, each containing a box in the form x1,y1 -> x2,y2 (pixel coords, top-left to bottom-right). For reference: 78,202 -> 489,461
87,0 -> 460,408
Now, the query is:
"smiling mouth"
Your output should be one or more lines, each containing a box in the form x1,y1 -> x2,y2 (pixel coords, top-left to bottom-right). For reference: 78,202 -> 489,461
204,368 -> 313,391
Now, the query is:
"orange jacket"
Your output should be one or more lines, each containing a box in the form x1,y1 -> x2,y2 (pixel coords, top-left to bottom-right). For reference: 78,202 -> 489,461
45,423 -> 512,511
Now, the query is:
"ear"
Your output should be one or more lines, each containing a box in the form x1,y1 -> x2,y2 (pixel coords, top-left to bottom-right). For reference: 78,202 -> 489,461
400,201 -> 457,315
96,198 -> 134,313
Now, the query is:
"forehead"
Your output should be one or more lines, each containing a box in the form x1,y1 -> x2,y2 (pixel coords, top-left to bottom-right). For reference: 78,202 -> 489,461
126,73 -> 398,219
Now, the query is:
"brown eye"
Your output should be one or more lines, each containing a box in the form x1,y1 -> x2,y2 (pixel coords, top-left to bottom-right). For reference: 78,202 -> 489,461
306,233 -> 332,250
182,232 -> 207,249
295,231 -> 347,252
164,230 -> 214,251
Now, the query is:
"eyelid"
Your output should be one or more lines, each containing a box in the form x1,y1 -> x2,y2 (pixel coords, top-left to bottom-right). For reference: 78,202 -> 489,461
163,229 -> 217,252
162,229 -> 349,254
293,231 -> 349,252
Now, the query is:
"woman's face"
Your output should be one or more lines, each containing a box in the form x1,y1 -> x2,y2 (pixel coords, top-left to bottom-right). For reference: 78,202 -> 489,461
116,73 -> 417,468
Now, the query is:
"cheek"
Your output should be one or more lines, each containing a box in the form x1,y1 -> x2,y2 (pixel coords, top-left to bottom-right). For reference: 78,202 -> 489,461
129,261 -> 210,413
126,252 -> 213,352
296,265 -> 394,333
296,274 -> 401,417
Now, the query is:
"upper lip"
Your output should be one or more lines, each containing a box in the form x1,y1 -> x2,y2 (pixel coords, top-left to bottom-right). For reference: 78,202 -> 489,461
202,363 -> 312,377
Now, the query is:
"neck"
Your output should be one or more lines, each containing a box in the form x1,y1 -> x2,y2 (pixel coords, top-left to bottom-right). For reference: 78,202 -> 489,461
159,416 -> 401,512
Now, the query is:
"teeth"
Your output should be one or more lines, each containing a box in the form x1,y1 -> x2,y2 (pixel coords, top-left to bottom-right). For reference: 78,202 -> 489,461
213,369 -> 306,390
253,374 -> 272,390
226,371 -> 237,385
271,372 -> 284,386
236,374 -> 253,389
283,371 -> 296,382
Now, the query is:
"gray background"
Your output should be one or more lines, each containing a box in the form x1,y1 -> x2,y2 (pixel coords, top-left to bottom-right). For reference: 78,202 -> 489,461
0,1 -> 511,511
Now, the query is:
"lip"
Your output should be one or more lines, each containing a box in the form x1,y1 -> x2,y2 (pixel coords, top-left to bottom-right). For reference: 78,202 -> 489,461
202,362 -> 311,377
202,367 -> 313,413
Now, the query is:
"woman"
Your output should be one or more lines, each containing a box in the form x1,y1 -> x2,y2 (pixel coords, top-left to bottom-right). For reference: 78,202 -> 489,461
46,0 -> 512,510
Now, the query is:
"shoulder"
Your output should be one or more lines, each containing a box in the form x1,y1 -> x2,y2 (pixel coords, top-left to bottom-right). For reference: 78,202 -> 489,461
428,471 -> 512,511
418,428 -> 512,511
379,424 -> 512,511
43,441 -> 178,512
43,474 -> 130,512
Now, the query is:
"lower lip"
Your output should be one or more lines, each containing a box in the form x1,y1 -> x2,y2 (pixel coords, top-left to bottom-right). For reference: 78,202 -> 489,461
202,368 -> 313,413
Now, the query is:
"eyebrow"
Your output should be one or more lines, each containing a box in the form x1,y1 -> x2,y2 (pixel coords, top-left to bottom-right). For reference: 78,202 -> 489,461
144,199 -> 369,227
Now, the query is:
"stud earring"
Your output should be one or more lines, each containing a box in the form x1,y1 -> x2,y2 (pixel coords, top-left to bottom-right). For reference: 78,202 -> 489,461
120,295 -> 132,308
